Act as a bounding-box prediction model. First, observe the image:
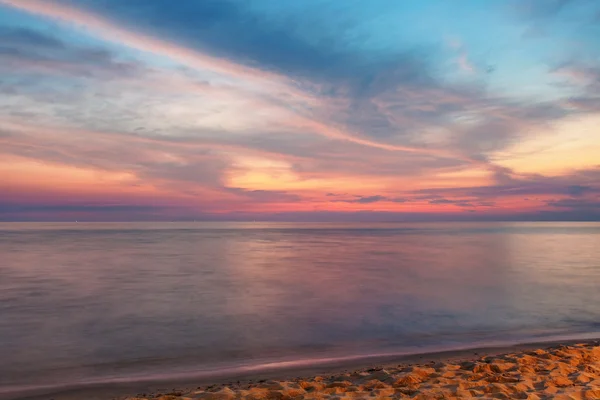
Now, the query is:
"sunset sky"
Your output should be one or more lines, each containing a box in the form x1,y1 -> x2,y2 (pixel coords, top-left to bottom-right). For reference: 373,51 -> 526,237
1,0 -> 599,221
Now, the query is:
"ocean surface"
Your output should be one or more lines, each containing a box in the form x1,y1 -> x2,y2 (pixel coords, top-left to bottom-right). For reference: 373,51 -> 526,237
1,222 -> 600,393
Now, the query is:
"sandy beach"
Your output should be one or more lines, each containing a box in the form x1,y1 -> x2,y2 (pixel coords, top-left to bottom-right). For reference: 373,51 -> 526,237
2,341 -> 599,400
116,342 -> 600,400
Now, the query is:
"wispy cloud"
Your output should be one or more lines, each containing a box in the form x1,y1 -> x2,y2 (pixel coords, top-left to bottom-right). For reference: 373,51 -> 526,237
447,37 -> 477,74
1,0 -> 600,220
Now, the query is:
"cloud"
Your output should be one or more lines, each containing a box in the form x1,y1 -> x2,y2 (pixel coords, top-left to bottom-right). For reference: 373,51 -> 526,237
331,194 -> 486,209
565,96 -> 600,112
4,0 -> 591,169
553,64 -> 600,91
0,26 -> 63,48
428,198 -> 474,208
1,0 -> 600,221
447,38 -> 476,74
411,167 -> 600,210
516,0 -> 576,19
0,203 -> 164,213
1,0 -> 499,167
331,195 -> 407,204
566,185 -> 595,197
553,62 -> 600,118
457,53 -> 476,74
0,26 -> 141,78
226,189 -> 302,203
185,209 -> 600,222
546,198 -> 600,209
47,0 -> 434,90
515,0 -> 600,39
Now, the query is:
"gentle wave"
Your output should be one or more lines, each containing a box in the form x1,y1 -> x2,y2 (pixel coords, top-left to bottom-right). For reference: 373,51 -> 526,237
2,330 -> 600,399
2,222 -> 600,395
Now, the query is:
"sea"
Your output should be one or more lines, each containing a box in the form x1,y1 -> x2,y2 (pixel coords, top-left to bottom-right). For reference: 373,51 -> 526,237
1,222 -> 599,395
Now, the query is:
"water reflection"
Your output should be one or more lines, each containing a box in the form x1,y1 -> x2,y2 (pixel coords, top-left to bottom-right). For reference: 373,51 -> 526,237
0,222 -> 599,388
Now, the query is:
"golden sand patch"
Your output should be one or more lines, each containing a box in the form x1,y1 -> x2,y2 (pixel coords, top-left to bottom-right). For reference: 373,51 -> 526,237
125,343 -> 600,400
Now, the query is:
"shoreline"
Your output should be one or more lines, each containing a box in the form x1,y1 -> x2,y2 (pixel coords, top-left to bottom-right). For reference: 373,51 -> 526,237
4,336 -> 600,400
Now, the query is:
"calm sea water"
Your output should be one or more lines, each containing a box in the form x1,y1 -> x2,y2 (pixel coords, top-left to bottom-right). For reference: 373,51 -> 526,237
1,222 -> 599,392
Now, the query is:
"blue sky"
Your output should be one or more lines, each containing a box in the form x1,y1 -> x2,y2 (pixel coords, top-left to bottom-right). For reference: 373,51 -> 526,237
1,0 -> 600,221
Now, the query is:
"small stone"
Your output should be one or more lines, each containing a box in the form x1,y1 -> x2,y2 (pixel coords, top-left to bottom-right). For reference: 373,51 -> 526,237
551,376 -> 573,387
394,373 -> 422,386
454,389 -> 472,398
585,389 -> 600,399
260,382 -> 285,391
192,387 -> 235,400
325,381 -> 352,388
460,361 -> 476,371
543,384 -> 559,395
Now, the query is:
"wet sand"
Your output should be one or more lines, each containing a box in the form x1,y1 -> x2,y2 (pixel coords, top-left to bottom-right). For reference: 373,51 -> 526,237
7,340 -> 600,400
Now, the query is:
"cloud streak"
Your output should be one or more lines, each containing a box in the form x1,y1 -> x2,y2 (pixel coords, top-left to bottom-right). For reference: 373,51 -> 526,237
0,0 -> 507,164
1,0 -> 600,220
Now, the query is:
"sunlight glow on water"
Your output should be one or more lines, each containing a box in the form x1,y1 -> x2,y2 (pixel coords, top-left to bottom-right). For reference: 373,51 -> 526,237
1,222 -> 599,389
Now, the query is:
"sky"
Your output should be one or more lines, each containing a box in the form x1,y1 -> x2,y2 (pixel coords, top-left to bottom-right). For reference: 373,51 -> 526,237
1,0 -> 599,221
